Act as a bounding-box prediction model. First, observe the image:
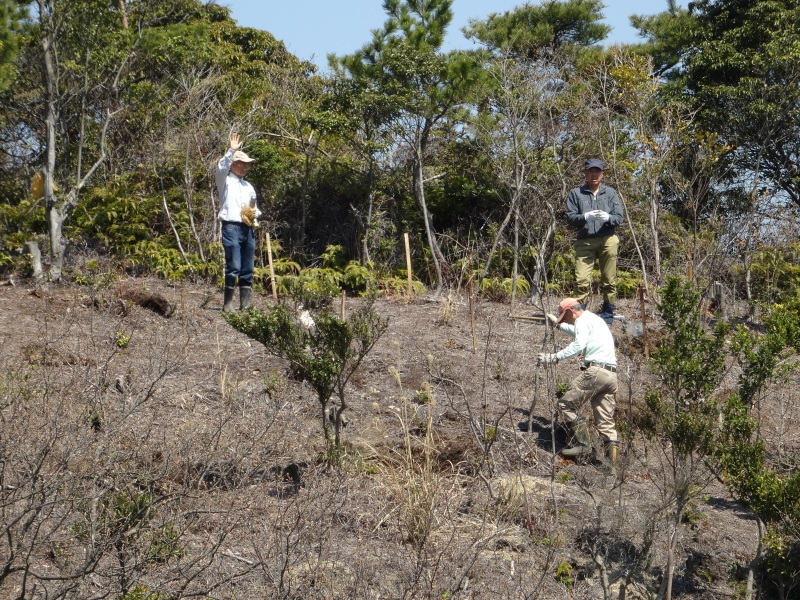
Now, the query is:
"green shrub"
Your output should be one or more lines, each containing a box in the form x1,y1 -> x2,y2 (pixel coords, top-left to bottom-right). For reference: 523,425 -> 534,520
546,243 -> 576,294
118,584 -> 165,600
146,525 -> 186,564
741,241 -> 800,304
115,330 -> 131,349
554,560 -> 574,588
73,258 -> 117,288
479,276 -> 530,301
128,241 -> 219,282
342,260 -> 378,294
225,301 -> 388,454
276,268 -> 342,306
379,274 -> 426,296
617,269 -> 643,298
319,244 -> 347,269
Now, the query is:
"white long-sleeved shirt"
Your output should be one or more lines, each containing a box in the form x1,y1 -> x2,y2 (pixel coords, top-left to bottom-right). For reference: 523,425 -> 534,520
555,309 -> 617,366
216,149 -> 260,222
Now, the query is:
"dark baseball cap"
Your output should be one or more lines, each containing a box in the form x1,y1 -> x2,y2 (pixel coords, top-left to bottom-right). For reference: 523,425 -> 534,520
584,158 -> 604,170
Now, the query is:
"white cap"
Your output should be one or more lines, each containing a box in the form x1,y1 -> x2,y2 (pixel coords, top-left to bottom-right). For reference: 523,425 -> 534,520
232,150 -> 255,163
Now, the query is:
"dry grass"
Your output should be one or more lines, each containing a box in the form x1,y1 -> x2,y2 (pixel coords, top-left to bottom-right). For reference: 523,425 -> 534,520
0,279 -> 790,599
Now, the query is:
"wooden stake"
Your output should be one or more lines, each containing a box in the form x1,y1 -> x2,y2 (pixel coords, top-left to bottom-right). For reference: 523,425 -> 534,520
469,276 -> 477,354
713,281 -> 727,321
639,286 -> 649,359
341,290 -> 346,321
404,233 -> 413,296
266,233 -> 278,302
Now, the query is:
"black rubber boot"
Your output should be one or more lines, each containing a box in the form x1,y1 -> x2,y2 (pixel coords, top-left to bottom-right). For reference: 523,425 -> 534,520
599,302 -> 615,325
562,419 -> 592,457
605,440 -> 619,475
222,286 -> 236,313
239,286 -> 252,310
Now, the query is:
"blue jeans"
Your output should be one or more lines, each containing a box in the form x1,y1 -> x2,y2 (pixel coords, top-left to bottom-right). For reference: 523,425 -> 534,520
221,221 -> 255,288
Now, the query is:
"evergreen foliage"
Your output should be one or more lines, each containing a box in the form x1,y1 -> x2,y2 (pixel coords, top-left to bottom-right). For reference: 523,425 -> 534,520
464,0 -> 610,59
226,298 -> 388,458
0,0 -> 25,92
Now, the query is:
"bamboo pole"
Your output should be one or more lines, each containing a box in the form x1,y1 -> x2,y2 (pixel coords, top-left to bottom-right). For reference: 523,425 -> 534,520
266,233 -> 278,302
404,233 -> 413,296
341,290 -> 346,321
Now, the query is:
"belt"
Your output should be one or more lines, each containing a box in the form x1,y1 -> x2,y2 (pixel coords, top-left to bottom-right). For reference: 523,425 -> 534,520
583,361 -> 617,373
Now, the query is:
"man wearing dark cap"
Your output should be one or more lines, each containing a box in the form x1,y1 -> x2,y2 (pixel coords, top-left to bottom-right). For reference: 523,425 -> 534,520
565,159 -> 624,324
216,133 -> 260,313
539,298 -> 619,472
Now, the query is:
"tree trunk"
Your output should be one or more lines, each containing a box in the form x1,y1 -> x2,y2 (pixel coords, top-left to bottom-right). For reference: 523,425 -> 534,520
649,185 -> 662,285
362,189 -> 374,264
47,207 -> 67,281
36,0 -> 132,280
480,189 -> 519,282
531,205 -> 556,298
297,135 -> 318,254
23,241 -> 43,279
116,0 -> 128,29
511,204 -> 519,306
412,155 -> 444,295
745,517 -> 764,600
39,0 -> 63,280
657,507 -> 683,600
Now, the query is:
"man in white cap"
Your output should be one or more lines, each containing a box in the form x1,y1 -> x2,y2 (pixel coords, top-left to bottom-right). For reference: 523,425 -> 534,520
216,133 -> 260,313
538,297 -> 619,472
566,158 -> 624,324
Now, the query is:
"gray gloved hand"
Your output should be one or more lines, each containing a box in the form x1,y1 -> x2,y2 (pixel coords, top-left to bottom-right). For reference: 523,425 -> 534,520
584,211 -> 597,222
594,210 -> 610,222
546,313 -> 558,327
537,352 -> 558,365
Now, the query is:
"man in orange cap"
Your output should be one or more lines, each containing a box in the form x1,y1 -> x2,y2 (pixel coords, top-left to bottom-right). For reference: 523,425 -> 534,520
538,298 -> 619,472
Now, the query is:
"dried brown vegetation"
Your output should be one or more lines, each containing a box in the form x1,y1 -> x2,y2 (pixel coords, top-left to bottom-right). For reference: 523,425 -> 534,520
1,278 -> 795,600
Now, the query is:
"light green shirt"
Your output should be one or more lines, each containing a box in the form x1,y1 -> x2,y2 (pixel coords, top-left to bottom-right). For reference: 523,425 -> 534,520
555,310 -> 616,365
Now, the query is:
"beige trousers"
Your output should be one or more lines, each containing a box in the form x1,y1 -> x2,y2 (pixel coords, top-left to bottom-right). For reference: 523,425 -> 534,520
574,234 -> 619,305
557,366 -> 618,442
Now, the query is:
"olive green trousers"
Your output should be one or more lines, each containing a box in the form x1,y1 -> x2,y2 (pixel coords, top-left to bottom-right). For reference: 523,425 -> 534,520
574,234 -> 619,305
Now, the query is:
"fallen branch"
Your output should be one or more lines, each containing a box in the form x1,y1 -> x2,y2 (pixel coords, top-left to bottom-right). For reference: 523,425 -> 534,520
221,550 -> 254,565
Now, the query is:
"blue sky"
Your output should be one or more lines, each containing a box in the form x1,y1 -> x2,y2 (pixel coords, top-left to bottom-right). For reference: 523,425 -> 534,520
220,0 -> 683,68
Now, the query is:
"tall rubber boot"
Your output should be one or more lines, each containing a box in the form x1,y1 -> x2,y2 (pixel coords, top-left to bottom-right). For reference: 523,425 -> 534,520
562,420 -> 592,457
222,286 -> 236,313
239,286 -> 252,310
606,440 -> 619,475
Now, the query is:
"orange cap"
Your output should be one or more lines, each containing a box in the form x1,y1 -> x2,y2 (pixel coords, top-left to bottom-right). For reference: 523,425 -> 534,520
555,298 -> 581,325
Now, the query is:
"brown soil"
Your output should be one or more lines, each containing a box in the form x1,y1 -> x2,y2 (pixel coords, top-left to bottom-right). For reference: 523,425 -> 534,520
0,277 -> 786,600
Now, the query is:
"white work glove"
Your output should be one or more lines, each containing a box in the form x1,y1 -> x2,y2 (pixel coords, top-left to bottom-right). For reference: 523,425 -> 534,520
537,353 -> 558,365
546,313 -> 558,327
584,210 -> 610,223
593,210 -> 610,222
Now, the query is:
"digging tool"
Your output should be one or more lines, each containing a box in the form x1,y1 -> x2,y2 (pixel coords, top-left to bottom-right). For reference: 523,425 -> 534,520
509,313 -> 547,322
